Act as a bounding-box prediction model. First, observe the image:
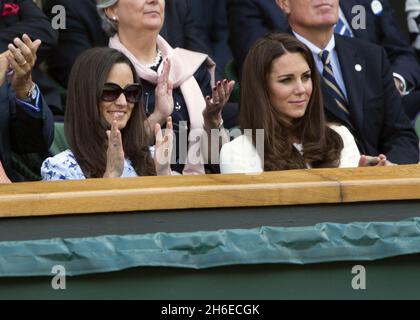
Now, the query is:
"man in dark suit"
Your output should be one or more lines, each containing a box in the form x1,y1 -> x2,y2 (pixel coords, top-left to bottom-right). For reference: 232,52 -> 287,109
227,0 -> 420,119
275,0 -> 418,164
43,0 -> 210,88
0,0 -> 60,114
0,34 -> 54,183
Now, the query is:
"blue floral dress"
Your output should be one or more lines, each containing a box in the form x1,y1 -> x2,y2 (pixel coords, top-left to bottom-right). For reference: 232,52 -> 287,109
41,149 -> 138,180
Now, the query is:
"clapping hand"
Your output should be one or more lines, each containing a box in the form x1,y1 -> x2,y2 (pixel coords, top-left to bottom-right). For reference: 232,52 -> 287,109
203,79 -> 235,129
0,51 -> 10,86
104,119 -> 125,178
154,116 -> 173,176
154,58 -> 173,123
7,34 -> 41,99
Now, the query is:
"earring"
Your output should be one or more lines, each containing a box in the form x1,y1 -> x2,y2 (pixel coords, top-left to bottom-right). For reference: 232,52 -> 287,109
113,16 -> 117,21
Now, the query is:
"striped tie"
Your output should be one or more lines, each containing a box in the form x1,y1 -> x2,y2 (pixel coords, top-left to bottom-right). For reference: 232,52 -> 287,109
0,160 -> 11,184
334,16 -> 353,37
319,50 -> 352,122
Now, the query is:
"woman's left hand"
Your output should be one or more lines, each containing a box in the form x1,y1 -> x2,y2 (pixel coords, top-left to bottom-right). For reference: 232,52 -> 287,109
154,116 -> 173,176
0,51 -> 10,86
358,154 -> 396,167
203,79 -> 235,129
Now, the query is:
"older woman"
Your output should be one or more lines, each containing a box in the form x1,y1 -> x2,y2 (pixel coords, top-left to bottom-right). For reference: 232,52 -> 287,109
97,0 -> 234,174
41,47 -> 173,180
220,33 -> 389,173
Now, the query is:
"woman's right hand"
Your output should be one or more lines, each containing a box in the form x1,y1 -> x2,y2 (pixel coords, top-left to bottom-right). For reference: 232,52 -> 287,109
104,120 -> 125,178
153,58 -> 173,123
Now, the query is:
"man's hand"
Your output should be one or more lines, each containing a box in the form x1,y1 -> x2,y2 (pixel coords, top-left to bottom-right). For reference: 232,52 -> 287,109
0,51 -> 11,86
0,50 -> 10,86
7,34 -> 41,99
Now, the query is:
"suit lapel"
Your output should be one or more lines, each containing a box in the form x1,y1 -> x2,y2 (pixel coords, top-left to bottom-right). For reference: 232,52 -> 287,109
339,0 -> 370,39
333,36 -> 365,135
339,0 -> 354,26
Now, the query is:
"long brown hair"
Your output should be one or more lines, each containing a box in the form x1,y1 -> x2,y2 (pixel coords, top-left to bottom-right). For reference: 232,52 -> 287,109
65,47 -> 156,178
240,33 -> 343,170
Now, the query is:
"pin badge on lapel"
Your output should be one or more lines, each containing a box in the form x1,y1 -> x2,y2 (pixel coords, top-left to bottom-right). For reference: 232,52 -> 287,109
355,64 -> 362,72
371,0 -> 383,16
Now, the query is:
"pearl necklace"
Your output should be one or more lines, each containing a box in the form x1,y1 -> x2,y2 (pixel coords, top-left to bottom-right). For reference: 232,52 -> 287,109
145,49 -> 162,69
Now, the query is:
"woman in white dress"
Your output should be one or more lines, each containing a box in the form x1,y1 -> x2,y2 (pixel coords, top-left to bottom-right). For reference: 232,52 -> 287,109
220,33 -> 387,174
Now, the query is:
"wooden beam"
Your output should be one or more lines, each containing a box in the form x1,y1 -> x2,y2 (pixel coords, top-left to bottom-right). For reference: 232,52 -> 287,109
0,165 -> 419,218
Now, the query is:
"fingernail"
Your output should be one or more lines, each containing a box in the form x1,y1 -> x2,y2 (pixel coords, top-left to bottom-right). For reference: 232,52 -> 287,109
217,81 -> 221,86
223,79 -> 227,84
213,87 -> 217,91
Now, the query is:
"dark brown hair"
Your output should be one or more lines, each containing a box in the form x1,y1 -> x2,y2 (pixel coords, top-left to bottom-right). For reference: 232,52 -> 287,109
240,32 -> 343,170
65,47 -> 156,178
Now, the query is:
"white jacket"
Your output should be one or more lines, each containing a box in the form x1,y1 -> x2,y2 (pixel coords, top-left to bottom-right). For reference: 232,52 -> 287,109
220,124 -> 360,174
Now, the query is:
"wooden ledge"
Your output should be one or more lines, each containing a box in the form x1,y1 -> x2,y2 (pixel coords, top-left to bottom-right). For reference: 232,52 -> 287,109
0,165 -> 419,218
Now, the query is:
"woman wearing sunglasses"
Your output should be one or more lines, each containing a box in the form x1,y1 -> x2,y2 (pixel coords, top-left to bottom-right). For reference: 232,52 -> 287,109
41,47 -> 173,180
97,0 -> 235,175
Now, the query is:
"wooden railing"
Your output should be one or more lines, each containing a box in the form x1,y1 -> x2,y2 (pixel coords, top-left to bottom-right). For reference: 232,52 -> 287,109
0,165 -> 419,218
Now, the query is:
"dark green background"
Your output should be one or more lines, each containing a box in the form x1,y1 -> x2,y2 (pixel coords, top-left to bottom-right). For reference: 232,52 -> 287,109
1,254 -> 420,300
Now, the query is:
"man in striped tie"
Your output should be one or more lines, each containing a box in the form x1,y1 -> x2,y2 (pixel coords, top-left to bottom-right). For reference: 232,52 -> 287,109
227,0 -> 420,120
276,0 -> 419,164
0,34 -> 54,183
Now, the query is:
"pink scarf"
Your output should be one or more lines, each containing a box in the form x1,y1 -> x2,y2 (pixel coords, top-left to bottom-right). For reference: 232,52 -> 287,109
109,35 -> 216,175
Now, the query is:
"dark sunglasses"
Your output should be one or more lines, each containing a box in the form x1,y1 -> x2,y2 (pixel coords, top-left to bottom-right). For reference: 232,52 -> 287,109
101,82 -> 142,103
